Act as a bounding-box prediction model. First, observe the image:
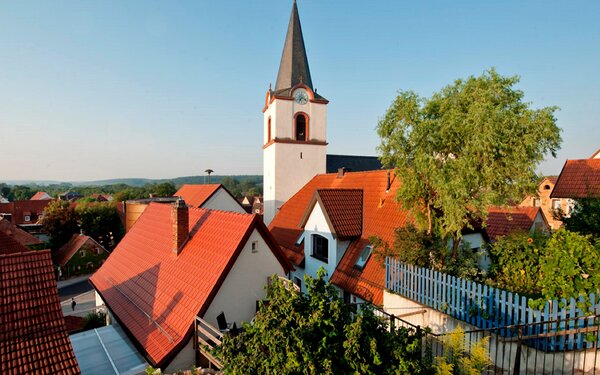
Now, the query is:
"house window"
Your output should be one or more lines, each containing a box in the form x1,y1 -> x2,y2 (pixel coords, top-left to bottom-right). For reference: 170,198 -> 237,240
544,185 -> 551,190
267,117 -> 272,142
79,250 -> 86,257
533,198 -> 541,207
355,245 -> 373,269
295,113 -> 307,141
251,240 -> 259,253
293,276 -> 302,290
552,199 -> 561,210
311,234 -> 328,263
23,215 -> 31,222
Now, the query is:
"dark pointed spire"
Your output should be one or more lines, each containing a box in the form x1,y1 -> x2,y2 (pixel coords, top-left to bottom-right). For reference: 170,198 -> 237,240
275,1 -> 313,91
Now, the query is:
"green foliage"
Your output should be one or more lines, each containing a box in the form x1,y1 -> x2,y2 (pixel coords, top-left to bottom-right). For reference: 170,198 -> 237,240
153,182 -> 177,197
434,326 -> 491,375
377,69 -> 561,255
83,311 -> 106,330
533,229 -> 600,310
41,200 -> 79,251
486,230 -> 548,296
214,270 -> 429,374
9,185 -> 34,200
561,198 -> 600,238
76,202 -> 124,250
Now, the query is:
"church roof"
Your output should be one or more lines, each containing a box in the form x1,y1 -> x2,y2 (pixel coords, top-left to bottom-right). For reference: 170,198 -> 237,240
326,154 -> 383,173
275,1 -> 313,91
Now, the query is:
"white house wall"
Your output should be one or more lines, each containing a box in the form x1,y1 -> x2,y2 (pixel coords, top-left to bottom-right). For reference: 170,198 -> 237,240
203,229 -> 286,328
164,339 -> 194,374
201,188 -> 246,213
302,202 -> 341,282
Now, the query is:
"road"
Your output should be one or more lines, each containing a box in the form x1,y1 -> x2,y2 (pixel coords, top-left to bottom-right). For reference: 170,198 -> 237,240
58,279 -> 93,302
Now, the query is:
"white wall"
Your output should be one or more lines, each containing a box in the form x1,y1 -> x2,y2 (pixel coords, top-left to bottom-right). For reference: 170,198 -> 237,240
203,229 -> 287,328
164,339 -> 194,374
202,188 -> 246,213
302,202 -> 336,281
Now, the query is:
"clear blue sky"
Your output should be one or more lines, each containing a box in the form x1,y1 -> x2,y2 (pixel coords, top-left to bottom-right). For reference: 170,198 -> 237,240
1,1 -> 598,181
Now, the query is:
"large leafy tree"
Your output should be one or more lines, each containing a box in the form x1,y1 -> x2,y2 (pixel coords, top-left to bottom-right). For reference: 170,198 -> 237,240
377,69 -> 561,256
76,202 -> 124,250
215,270 -> 428,374
560,198 -> 600,238
41,200 -> 79,251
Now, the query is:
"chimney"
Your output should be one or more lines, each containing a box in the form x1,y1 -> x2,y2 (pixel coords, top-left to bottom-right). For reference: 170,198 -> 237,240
337,167 -> 346,178
171,198 -> 189,256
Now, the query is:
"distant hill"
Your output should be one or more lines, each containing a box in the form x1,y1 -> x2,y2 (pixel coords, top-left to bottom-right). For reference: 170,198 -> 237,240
2,175 -> 262,188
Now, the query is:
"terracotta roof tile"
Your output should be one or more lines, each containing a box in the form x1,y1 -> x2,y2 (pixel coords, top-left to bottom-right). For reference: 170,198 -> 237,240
0,230 -> 31,255
270,170 -> 410,305
0,218 -> 42,247
0,200 -> 52,225
551,159 -> 600,198
30,191 -> 52,200
53,234 -> 108,267
485,206 -> 541,241
301,189 -> 363,238
0,250 -> 80,374
173,184 -> 221,208
90,203 -> 291,367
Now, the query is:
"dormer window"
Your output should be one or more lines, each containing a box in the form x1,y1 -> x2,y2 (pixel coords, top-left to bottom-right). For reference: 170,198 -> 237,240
355,245 -> 372,269
311,234 -> 328,263
295,113 -> 307,141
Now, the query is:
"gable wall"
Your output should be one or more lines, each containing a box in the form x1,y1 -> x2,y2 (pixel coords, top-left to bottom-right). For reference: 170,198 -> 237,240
201,188 -> 246,213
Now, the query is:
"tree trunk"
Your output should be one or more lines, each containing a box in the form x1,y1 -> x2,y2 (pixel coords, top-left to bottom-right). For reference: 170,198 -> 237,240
426,202 -> 432,235
451,233 -> 460,259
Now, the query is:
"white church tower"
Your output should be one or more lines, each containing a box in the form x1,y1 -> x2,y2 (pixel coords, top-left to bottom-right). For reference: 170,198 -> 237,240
263,1 -> 328,225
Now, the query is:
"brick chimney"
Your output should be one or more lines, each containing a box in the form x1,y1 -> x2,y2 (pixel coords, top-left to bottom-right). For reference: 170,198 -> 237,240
171,198 -> 189,256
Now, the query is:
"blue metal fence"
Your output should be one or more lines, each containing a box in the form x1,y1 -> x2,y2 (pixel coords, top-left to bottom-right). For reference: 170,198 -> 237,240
385,257 -> 600,351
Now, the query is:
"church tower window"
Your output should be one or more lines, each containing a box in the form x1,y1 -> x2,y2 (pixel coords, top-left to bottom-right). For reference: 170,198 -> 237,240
295,113 -> 308,141
267,117 -> 272,142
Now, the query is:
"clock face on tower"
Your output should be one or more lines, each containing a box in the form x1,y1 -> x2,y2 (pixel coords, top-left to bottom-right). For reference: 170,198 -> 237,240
294,90 -> 309,105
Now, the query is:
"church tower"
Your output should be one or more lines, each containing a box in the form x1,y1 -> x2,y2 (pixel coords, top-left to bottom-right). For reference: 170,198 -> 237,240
263,1 -> 328,225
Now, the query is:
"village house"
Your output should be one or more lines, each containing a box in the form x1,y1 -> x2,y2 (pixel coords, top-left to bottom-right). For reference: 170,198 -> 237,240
551,149 -> 600,199
519,177 -> 572,230
0,246 -> 80,374
30,191 -> 53,200
90,199 -> 292,372
0,199 -> 51,225
0,217 -> 43,248
53,233 -> 110,278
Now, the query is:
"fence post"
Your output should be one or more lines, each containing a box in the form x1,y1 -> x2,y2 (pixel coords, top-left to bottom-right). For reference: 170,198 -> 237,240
513,326 -> 523,374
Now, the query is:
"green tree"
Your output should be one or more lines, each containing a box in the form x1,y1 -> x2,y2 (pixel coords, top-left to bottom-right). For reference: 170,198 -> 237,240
152,182 -> 177,197
560,198 -> 600,238
215,270 -> 428,374
11,185 -> 34,200
41,200 -> 79,251
377,69 -> 561,257
76,202 -> 124,250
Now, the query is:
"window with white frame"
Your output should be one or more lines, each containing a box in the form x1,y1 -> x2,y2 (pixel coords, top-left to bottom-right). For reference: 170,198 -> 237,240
24,215 -> 31,222
552,199 -> 561,210
533,198 -> 541,207
311,234 -> 328,263
355,245 -> 373,269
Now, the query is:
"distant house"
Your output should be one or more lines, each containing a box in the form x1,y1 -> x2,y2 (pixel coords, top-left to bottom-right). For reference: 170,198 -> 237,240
53,233 -> 109,277
486,206 -> 549,241
0,217 -> 43,248
90,200 -> 292,371
0,250 -> 80,374
551,157 -> 600,199
0,199 -> 51,225
240,195 -> 264,215
122,184 -> 246,232
30,191 -> 53,200
0,195 -> 9,203
90,193 -> 113,202
519,177 -> 572,230
59,191 -> 83,202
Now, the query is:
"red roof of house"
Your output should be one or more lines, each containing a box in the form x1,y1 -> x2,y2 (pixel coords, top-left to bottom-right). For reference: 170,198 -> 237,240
0,230 -> 31,255
30,191 -> 52,200
551,159 -> 600,198
270,170 -> 410,305
0,250 -> 80,374
0,200 -> 52,225
591,148 -> 600,159
90,203 -> 291,367
0,218 -> 42,247
485,206 -> 542,240
53,234 -> 108,267
173,184 -> 222,207
300,189 -> 363,239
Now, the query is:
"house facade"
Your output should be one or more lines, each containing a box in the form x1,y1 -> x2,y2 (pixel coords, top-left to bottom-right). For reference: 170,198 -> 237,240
53,233 -> 110,277
519,177 -> 572,230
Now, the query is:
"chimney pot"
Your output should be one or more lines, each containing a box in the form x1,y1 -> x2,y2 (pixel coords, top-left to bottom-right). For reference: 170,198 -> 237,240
171,198 -> 189,255
337,167 -> 346,178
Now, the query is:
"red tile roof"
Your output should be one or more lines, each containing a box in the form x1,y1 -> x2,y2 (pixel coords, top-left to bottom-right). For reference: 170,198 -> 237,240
0,250 -> 80,374
270,170 -> 410,305
53,234 -> 108,267
173,184 -> 221,207
30,191 -> 52,200
0,200 -> 52,225
0,230 -> 31,255
485,206 -> 542,241
551,159 -> 600,198
300,189 -> 363,238
0,218 -> 42,247
90,203 -> 291,367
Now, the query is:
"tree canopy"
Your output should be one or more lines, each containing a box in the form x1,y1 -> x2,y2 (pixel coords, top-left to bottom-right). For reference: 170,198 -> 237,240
215,270 -> 428,374
560,198 -> 600,238
41,200 -> 79,251
377,69 -> 561,255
